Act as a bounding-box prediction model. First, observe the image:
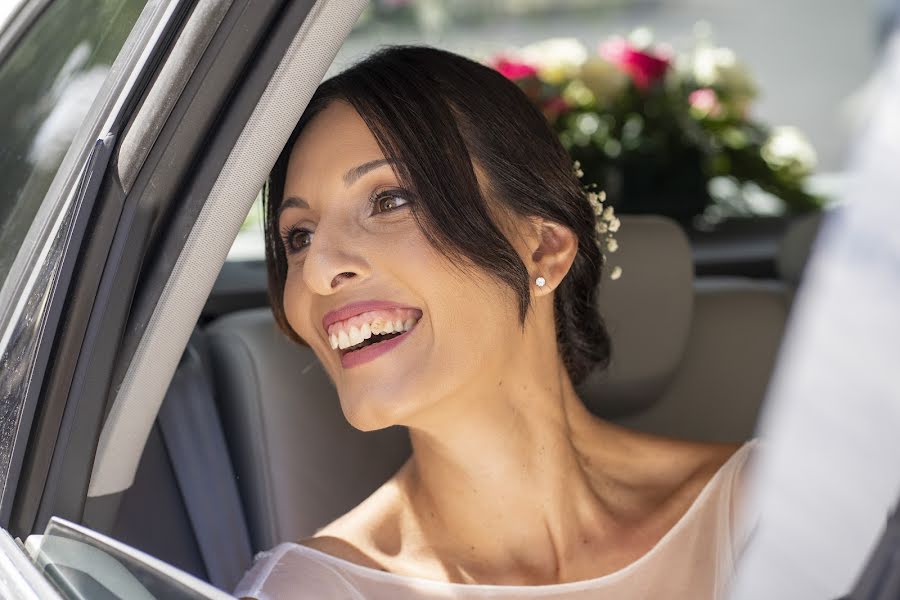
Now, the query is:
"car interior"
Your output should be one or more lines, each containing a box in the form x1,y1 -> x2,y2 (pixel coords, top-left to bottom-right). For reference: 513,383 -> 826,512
1,0 -> 851,595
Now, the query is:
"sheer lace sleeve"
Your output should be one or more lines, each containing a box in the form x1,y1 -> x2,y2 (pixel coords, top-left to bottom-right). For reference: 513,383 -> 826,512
232,543 -> 365,600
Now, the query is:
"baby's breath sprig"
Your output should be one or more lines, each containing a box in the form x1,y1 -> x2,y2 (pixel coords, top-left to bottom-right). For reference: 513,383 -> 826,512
573,161 -> 622,280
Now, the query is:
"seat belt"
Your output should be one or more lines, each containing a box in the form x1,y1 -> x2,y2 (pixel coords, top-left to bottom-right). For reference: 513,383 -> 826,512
158,332 -> 253,592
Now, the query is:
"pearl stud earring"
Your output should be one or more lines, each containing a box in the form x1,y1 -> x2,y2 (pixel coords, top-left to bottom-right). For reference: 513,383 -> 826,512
535,276 -> 546,287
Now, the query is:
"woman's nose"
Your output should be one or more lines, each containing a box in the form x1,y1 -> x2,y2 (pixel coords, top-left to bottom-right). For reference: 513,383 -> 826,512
301,224 -> 369,295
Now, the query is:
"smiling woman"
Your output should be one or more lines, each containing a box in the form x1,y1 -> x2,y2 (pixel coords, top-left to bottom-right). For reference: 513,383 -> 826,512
235,45 -> 756,599
265,45 -> 612,388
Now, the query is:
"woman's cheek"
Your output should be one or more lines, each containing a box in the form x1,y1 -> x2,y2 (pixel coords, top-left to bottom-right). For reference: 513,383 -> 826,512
282,273 -> 315,345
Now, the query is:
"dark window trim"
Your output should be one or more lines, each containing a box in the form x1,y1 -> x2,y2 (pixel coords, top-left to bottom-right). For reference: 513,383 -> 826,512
4,0 -> 197,536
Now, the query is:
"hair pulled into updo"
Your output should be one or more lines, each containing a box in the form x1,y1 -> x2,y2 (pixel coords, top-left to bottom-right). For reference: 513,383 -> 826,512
265,45 -> 611,386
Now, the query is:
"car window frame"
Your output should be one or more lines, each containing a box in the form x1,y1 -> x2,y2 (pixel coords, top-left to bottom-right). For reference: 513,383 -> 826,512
0,0 -> 192,530
6,0 -> 329,544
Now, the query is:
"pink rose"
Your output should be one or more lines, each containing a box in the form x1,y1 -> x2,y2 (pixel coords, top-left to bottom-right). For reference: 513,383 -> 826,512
688,88 -> 723,118
599,37 -> 670,90
492,57 -> 539,81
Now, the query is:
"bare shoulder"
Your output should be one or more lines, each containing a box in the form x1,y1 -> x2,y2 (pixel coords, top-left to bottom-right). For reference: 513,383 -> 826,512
633,433 -> 748,535
594,424 -> 747,512
646,433 -> 746,490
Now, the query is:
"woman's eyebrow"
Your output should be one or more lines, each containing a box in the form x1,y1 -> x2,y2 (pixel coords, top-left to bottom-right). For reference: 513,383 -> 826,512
278,159 -> 395,221
342,158 -> 395,186
278,196 -> 308,221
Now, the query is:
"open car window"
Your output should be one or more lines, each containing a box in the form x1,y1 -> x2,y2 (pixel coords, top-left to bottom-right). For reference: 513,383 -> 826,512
227,0 -> 874,266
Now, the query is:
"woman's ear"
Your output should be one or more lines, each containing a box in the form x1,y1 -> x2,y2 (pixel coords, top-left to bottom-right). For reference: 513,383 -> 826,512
527,218 -> 578,296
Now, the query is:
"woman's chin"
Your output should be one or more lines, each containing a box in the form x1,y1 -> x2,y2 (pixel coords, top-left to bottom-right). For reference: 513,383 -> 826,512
338,394 -> 410,432
334,351 -> 431,431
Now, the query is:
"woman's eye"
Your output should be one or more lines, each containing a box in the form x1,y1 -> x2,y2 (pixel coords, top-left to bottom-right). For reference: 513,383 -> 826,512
282,226 -> 311,253
372,191 -> 410,214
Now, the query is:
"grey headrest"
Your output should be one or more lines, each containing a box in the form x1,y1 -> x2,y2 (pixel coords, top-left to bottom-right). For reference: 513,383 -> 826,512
205,311 -> 410,549
577,215 -> 694,417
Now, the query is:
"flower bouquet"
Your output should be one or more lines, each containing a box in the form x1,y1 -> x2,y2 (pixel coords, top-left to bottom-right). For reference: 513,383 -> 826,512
488,29 -> 825,226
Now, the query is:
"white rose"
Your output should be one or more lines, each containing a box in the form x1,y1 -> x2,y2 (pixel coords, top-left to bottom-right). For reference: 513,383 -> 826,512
579,56 -> 629,105
761,126 -> 817,177
519,37 -> 588,85
692,45 -> 757,105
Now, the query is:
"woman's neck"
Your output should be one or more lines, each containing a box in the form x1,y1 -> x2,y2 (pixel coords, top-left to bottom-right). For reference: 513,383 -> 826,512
398,354 -> 631,584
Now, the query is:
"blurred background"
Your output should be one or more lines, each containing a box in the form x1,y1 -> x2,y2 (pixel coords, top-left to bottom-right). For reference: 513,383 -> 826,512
0,0 -> 890,268
230,0 -> 888,266
338,0 -> 876,172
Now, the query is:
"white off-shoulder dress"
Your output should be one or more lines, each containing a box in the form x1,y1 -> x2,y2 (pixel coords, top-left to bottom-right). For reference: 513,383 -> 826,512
234,440 -> 758,600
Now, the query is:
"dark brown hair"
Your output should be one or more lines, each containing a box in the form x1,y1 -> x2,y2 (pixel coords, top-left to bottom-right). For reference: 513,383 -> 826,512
265,45 -> 611,385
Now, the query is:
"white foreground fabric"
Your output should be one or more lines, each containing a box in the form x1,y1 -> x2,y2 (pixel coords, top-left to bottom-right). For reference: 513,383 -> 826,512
729,30 -> 900,600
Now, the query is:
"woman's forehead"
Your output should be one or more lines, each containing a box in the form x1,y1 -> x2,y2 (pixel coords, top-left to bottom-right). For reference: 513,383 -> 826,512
288,101 -> 385,180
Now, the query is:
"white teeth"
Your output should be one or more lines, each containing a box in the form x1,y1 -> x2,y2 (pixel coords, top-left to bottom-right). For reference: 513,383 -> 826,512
338,330 -> 351,350
330,313 -> 420,352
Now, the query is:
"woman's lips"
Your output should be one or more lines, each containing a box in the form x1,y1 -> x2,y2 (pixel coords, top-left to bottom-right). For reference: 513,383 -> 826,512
340,319 -> 418,369
322,299 -> 421,333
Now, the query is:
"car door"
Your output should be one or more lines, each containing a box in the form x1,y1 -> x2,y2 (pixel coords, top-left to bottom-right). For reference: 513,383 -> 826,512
0,0 -> 362,595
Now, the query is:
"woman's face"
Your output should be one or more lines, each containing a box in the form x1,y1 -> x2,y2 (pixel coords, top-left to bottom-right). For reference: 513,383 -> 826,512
279,100 -> 536,431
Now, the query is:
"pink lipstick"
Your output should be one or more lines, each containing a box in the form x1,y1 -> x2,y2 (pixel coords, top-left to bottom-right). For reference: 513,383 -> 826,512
339,319 -> 419,369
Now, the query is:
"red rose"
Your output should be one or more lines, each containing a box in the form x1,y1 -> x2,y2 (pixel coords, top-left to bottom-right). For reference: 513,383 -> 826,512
492,57 -> 539,81
599,37 -> 670,90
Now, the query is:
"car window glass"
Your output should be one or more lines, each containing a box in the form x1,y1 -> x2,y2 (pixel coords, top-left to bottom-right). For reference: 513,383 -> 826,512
24,517 -> 230,599
0,0 -> 146,287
